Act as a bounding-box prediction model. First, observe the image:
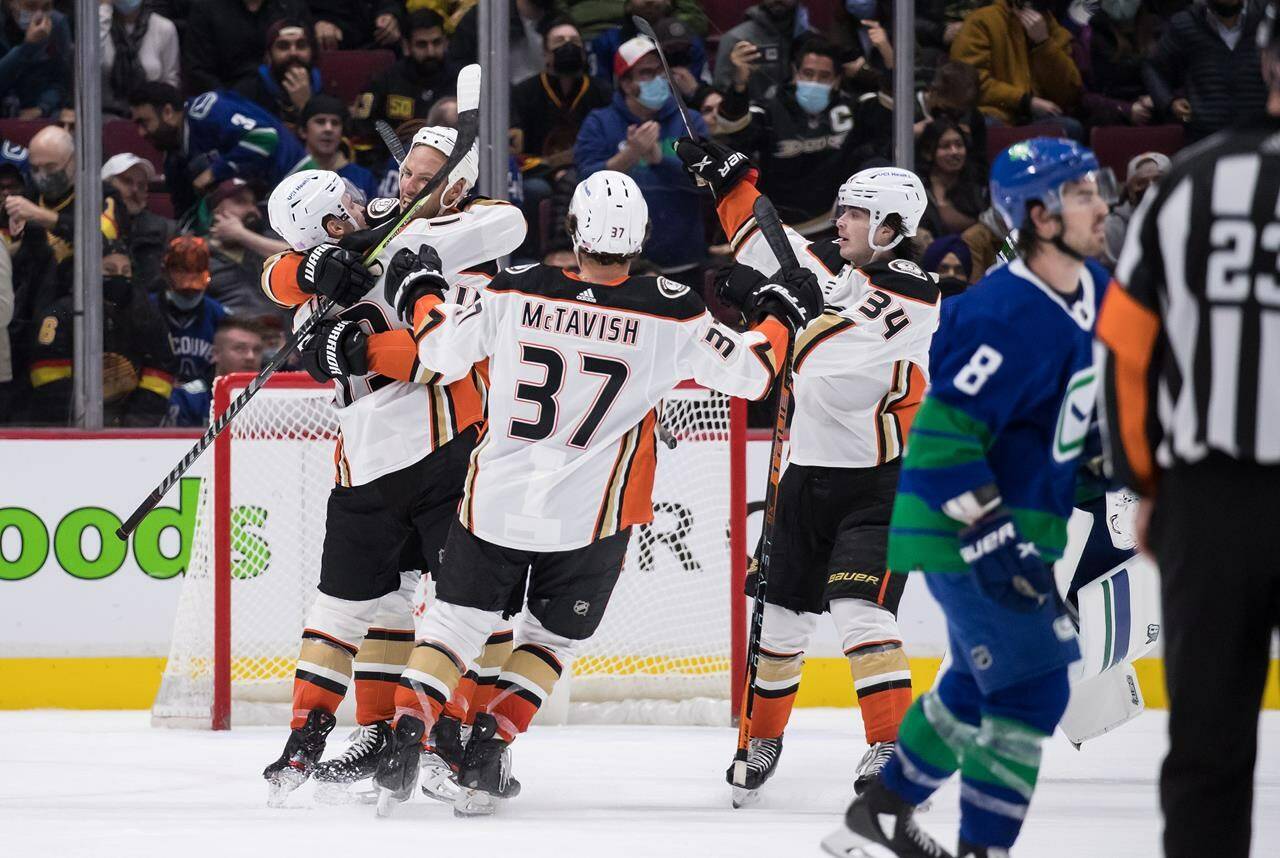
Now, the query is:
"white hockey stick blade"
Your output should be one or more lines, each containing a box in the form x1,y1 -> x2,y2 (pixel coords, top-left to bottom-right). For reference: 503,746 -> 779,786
456,62 -> 481,112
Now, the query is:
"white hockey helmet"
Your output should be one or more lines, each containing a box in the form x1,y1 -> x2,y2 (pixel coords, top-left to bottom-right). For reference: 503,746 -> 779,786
836,167 -> 928,252
568,170 -> 649,256
268,169 -> 362,252
408,125 -> 479,202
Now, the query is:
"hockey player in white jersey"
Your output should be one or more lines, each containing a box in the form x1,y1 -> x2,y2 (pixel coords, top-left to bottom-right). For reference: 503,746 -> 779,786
675,138 -> 941,806
257,128 -> 527,805
366,169 -> 823,815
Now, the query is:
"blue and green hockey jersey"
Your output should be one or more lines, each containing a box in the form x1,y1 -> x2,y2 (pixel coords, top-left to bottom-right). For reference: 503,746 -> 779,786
888,257 -> 1110,574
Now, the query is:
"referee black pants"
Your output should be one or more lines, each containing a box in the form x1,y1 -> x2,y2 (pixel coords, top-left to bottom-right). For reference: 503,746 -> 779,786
1151,459 -> 1280,858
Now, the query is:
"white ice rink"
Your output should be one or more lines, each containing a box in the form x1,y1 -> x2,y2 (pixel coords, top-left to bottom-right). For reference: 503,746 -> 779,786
1,708 -> 1277,858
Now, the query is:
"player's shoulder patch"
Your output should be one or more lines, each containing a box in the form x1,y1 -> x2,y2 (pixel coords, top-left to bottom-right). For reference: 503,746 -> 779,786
187,91 -> 218,120
366,197 -> 399,222
655,276 -> 690,299
860,258 -> 940,305
804,238 -> 845,276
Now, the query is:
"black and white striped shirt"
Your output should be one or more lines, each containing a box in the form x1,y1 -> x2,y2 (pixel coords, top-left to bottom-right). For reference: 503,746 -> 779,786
1097,123 -> 1280,495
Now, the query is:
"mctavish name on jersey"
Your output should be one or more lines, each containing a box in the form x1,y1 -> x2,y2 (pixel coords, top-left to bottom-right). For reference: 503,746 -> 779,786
520,301 -> 640,346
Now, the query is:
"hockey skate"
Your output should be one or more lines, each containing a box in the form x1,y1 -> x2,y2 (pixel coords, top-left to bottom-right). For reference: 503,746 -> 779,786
821,777 -> 952,858
725,735 -> 783,808
854,741 -> 895,795
419,714 -> 466,804
957,842 -> 1010,858
262,709 -> 336,807
373,716 -> 425,817
311,721 -> 393,805
453,712 -> 521,817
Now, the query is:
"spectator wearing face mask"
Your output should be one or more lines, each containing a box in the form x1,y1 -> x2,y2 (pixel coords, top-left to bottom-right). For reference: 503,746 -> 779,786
713,0 -> 815,102
1101,150 -> 1169,268
588,1 -> 707,87
153,235 -> 227,387
27,241 -> 175,426
921,233 -> 973,299
102,153 -> 174,294
233,17 -> 322,129
1144,0 -> 1268,141
202,178 -> 288,319
0,0 -> 71,118
99,0 -> 180,117
718,36 -> 891,238
512,17 -> 611,259
574,34 -> 708,278
167,315 -> 265,426
951,0 -> 1084,139
3,126 -> 130,297
355,10 -> 456,141
297,94 -> 377,202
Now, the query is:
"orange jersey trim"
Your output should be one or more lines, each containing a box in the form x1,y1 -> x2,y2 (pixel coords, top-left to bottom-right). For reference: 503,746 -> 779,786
1097,282 -> 1162,495
262,251 -> 309,308
366,329 -> 433,383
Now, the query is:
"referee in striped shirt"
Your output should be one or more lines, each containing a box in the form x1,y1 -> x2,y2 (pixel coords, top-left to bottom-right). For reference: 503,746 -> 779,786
1097,4 -> 1280,855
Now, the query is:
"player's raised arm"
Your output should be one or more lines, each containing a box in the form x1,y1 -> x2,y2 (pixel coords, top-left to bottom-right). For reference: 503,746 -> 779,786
680,266 -> 821,401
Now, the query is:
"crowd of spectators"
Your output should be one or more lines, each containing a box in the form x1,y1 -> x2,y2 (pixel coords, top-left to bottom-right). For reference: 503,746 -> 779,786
0,0 -> 1271,428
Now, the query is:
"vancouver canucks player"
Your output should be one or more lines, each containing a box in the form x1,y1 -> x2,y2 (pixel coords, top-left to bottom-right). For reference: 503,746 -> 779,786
822,138 -> 1117,858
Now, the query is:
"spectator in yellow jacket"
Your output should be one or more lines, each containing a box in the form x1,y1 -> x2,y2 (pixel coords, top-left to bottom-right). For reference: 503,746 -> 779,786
950,0 -> 1084,140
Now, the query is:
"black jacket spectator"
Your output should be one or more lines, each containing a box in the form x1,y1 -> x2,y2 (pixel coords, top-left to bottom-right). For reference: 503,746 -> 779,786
308,0 -> 403,51
1143,0 -> 1268,141
512,71 -> 611,168
355,11 -> 456,140
1078,7 -> 1161,127
182,0 -> 309,96
826,0 -> 895,99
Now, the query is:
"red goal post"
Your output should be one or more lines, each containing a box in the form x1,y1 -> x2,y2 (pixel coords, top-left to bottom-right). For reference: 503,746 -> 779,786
151,372 -> 749,729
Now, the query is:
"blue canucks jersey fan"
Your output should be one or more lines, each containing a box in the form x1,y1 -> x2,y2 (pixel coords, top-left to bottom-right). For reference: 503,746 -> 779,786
151,236 -> 226,386
128,81 -> 307,219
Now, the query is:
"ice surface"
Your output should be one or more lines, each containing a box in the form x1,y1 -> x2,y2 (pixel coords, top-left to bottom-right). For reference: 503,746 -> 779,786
1,709 -> 1276,857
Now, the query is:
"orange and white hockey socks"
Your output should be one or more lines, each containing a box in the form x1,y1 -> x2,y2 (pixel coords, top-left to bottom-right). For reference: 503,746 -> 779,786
353,627 -> 415,724
487,643 -> 564,742
749,604 -> 818,738
846,641 -> 913,743
443,628 -> 514,725
750,646 -> 805,738
292,630 -> 356,730
831,598 -> 913,744
394,600 -> 501,735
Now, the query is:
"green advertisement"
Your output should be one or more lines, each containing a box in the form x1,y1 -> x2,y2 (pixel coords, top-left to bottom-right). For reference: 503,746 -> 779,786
0,478 -> 270,582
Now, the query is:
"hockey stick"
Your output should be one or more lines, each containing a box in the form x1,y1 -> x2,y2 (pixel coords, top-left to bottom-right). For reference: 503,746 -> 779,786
631,15 -> 699,142
115,64 -> 483,540
732,194 -> 799,801
376,119 -> 407,166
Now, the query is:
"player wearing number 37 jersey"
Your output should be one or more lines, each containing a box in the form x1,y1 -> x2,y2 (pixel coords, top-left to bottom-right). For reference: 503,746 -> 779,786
368,169 -> 822,816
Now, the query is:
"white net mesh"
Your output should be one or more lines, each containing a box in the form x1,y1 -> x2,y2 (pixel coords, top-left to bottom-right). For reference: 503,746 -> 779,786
151,375 -> 741,728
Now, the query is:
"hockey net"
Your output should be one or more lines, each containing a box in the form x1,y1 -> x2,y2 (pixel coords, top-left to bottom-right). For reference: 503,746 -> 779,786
151,373 -> 747,729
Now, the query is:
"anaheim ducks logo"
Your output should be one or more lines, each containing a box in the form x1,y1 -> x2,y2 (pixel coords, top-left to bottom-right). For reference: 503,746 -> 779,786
887,258 -> 927,280
366,197 -> 399,219
657,276 -> 689,298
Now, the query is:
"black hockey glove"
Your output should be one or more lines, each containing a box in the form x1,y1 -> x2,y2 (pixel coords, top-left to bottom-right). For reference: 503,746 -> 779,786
745,267 -> 824,330
299,319 -> 370,383
674,137 -> 754,196
385,245 -> 449,324
959,510 -> 1057,614
296,244 -> 376,307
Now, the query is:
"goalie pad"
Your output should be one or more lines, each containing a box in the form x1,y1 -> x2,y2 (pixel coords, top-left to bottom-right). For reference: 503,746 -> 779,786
1059,663 -> 1144,745
1070,553 -> 1161,684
